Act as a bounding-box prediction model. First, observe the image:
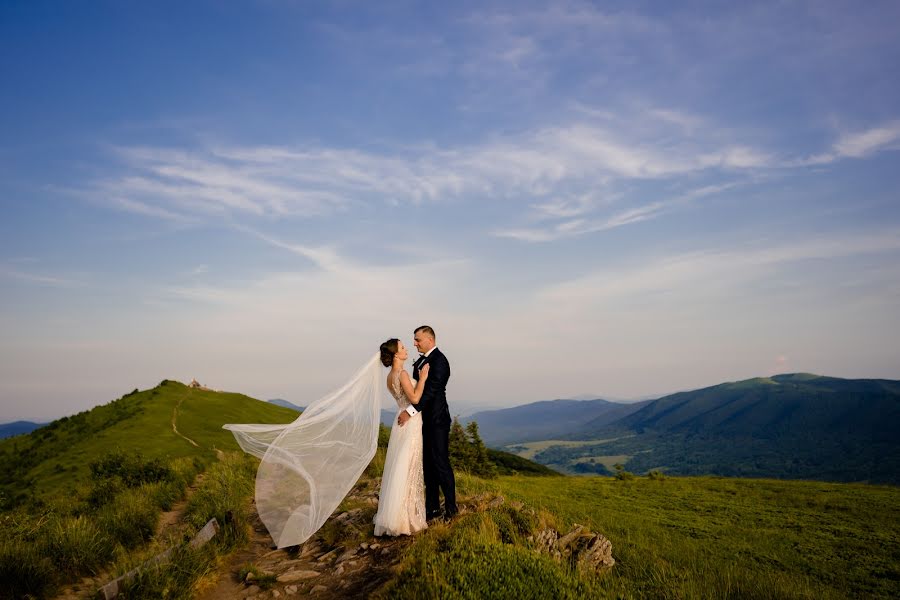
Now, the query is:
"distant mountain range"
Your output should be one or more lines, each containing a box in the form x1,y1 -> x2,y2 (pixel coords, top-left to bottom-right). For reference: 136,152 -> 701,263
267,398 -> 304,411
0,421 -> 45,439
461,398 -> 650,446
4,372 -> 897,492
479,373 -> 900,484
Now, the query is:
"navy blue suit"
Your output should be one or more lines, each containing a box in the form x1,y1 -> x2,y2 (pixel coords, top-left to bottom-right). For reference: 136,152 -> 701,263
413,348 -> 457,518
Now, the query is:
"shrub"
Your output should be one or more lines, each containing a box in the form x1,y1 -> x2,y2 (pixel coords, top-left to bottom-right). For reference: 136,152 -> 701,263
0,539 -> 57,599
184,453 -> 256,549
45,515 -> 114,576
114,542 -> 215,600
88,476 -> 125,509
613,463 -> 635,481
90,450 -> 173,487
96,488 -> 159,549
140,480 -> 183,512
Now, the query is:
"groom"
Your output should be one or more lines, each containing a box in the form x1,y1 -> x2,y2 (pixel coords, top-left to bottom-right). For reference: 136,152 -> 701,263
398,325 -> 457,521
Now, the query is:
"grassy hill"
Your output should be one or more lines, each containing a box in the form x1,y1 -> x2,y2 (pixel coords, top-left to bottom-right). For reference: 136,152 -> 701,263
0,380 -> 308,599
0,380 -> 299,504
607,373 -> 900,437
517,373 -> 900,483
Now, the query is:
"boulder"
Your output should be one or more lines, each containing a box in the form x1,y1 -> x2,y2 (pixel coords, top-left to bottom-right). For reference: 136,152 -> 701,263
534,524 -> 615,571
277,569 -> 321,583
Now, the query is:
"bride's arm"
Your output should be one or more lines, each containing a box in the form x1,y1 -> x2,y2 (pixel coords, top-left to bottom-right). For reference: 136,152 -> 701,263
399,367 -> 429,405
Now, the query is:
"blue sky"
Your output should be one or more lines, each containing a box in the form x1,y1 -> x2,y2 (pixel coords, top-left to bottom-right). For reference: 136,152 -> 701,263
2,1 -> 899,422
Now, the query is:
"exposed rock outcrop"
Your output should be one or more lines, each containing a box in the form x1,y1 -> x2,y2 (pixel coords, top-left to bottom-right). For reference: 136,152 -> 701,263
532,523 -> 615,571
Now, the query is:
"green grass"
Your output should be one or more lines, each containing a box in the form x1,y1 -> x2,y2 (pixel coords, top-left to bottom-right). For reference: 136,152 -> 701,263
109,540 -> 217,600
0,538 -> 56,599
95,486 -> 161,549
375,507 -> 601,599
0,452 -> 205,598
455,473 -> 900,599
44,514 -> 115,576
183,452 -> 257,549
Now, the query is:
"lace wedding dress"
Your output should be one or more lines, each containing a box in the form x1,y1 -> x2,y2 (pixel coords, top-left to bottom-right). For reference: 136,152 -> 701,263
373,370 -> 427,536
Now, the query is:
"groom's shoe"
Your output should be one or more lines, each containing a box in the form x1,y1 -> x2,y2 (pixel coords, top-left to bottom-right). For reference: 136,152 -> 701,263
426,510 -> 443,524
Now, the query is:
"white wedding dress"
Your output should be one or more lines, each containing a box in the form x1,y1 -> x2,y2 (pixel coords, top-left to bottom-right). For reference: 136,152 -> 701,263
373,370 -> 427,536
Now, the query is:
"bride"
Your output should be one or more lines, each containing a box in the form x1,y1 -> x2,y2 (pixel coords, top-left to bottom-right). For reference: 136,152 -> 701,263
373,338 -> 429,536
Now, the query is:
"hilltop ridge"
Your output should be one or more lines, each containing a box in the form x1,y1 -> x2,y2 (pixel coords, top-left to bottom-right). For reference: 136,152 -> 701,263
0,380 -> 299,504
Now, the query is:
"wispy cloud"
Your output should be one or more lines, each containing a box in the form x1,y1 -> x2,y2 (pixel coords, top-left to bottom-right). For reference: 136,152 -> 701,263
494,201 -> 666,242
233,226 -> 348,273
108,196 -> 194,223
90,116 -> 776,224
86,109 -> 900,250
538,229 -> 900,305
496,178 -> 746,242
528,192 -> 606,220
833,121 -> 900,158
0,265 -> 84,288
802,121 -> 900,165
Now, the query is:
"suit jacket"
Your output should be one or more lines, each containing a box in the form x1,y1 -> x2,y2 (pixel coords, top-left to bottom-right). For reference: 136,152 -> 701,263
413,347 -> 451,429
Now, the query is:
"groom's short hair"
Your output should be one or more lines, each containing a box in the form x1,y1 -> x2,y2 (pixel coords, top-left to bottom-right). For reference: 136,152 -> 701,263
414,325 -> 435,339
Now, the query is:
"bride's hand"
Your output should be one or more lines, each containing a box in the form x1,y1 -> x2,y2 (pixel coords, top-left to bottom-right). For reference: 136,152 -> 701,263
420,364 -> 430,380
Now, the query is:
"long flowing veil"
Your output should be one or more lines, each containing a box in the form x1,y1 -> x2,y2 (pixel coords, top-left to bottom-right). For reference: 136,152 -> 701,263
223,353 -> 383,548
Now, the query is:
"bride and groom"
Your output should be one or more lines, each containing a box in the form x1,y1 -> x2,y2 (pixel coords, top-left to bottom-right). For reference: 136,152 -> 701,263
373,325 -> 457,536
223,325 -> 456,548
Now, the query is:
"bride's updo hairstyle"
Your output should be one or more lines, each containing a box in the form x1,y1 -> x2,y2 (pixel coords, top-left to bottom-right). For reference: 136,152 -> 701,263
380,338 -> 399,367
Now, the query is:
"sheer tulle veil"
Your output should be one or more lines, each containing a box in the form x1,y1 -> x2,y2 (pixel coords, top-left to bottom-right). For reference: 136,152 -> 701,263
223,353 -> 383,548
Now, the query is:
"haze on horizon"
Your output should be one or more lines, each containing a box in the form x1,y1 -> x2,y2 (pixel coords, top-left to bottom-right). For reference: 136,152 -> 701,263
2,1 -> 899,422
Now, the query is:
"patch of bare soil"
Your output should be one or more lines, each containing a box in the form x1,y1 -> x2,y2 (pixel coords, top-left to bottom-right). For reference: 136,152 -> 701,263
195,477 -> 419,600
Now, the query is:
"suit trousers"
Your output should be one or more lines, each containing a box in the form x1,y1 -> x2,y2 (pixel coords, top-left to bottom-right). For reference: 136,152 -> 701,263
423,422 -> 457,518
